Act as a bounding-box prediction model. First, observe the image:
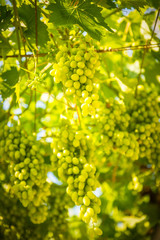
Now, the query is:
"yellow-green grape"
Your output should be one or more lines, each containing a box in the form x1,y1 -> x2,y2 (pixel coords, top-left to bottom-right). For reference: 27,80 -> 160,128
93,227 -> 103,236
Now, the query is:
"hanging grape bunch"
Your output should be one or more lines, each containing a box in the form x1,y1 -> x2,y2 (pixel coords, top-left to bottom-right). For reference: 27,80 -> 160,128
94,99 -> 139,161
0,125 -> 50,224
44,184 -> 73,240
51,34 -> 100,116
0,186 -> 43,240
51,120 -> 102,236
0,183 -> 73,240
127,86 -> 160,161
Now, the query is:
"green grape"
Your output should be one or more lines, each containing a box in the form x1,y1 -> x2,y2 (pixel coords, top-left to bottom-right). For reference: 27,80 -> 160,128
77,68 -> 84,75
85,68 -> 92,77
75,55 -> 82,61
93,227 -> 103,236
80,75 -> 87,83
71,73 -> 79,81
73,81 -> 80,89
70,61 -> 77,68
78,61 -> 85,68
64,80 -> 73,88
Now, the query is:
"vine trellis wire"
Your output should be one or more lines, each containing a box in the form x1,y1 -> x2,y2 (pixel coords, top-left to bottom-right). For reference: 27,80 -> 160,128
0,43 -> 160,59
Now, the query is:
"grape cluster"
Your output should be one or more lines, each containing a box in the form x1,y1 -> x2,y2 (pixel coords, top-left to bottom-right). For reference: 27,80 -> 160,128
44,184 -> 73,240
0,183 -> 72,240
96,99 -> 139,161
0,125 -> 50,224
51,121 -> 102,236
0,185 -> 42,240
127,87 -> 160,161
51,35 -> 101,116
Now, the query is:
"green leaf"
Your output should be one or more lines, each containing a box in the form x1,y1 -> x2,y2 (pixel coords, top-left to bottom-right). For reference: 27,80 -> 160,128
1,67 -> 19,87
47,1 -> 77,25
18,4 -> 49,47
77,0 -> 113,32
1,67 -> 19,99
121,0 -> 148,10
143,52 -> 160,85
149,0 -> 160,8
100,83 -> 118,98
0,6 -> 12,30
47,0 -> 113,40
0,34 -> 13,57
119,0 -> 150,10
92,0 -> 116,9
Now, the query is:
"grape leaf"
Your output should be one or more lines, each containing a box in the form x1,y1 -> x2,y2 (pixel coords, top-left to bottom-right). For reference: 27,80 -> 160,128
149,0 -> 160,8
18,4 -> 49,47
47,0 -> 113,40
1,67 -> 19,87
0,35 -> 13,57
92,0 -> 116,9
1,67 -> 19,99
0,6 -> 12,30
46,1 -> 77,25
76,0 -> 113,31
119,0 -> 150,10
100,83 -> 117,98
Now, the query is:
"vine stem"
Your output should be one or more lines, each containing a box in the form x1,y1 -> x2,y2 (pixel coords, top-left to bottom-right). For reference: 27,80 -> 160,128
14,1 -> 29,74
96,43 -> 160,52
34,0 -> 38,133
12,0 -> 21,65
34,90 -> 37,132
75,105 -> 81,125
0,53 -> 48,58
135,8 -> 160,97
0,43 -> 159,59
35,0 -> 38,58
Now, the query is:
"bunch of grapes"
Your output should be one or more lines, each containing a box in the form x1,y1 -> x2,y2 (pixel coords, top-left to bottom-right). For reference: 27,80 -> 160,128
95,99 -> 139,161
51,35 -> 101,116
51,120 -> 102,236
0,184 -> 44,240
0,125 -> 50,224
127,87 -> 160,161
0,188 -> 27,240
0,183 -> 73,240
43,184 -> 73,240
